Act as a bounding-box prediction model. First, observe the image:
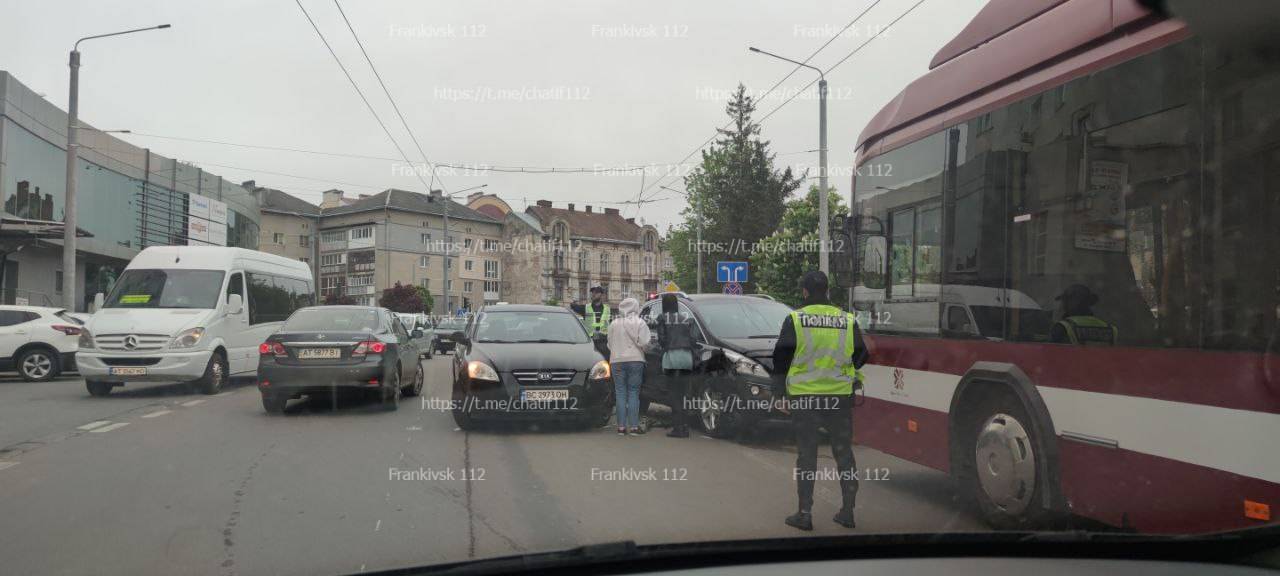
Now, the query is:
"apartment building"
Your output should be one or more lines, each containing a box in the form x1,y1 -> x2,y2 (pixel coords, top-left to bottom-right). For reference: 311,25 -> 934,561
256,186 -> 320,283
316,189 -> 503,313
502,200 -> 664,306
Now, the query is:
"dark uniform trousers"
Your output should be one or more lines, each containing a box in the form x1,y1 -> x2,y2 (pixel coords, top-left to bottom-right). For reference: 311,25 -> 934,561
792,394 -> 858,512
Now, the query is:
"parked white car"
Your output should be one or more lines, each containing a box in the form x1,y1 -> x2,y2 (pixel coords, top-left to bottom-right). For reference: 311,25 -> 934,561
77,246 -> 315,396
0,305 -> 82,382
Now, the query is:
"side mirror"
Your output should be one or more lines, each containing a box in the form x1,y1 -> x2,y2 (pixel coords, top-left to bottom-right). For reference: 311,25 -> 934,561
450,331 -> 468,346
226,293 -> 244,315
92,292 -> 105,312
412,329 -> 424,339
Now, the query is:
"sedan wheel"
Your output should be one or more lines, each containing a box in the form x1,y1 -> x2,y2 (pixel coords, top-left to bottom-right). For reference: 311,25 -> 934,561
381,369 -> 401,411
18,349 -> 56,382
401,363 -> 424,397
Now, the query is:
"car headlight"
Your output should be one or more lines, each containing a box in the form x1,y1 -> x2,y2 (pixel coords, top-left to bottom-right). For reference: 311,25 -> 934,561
724,349 -> 767,378
589,360 -> 611,380
78,328 -> 94,350
467,361 -> 500,381
170,327 -> 206,349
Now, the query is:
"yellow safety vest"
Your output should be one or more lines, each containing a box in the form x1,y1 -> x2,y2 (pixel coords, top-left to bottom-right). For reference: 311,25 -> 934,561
1057,315 -> 1117,346
786,304 -> 858,396
587,303 -> 611,333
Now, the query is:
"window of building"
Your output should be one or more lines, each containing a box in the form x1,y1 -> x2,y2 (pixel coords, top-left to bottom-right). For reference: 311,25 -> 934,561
483,239 -> 499,251
464,238 -> 473,250
348,275 -> 374,287
484,260 -> 499,279
321,230 -> 345,243
320,253 -> 346,267
349,227 -> 372,240
419,255 -> 430,268
483,280 -> 499,293
421,232 -> 431,245
464,281 -> 474,292
599,253 -> 610,274
273,232 -> 284,244
464,259 -> 474,272
620,254 -> 630,275
55,270 -> 63,294
578,250 -> 589,272
300,235 -> 309,247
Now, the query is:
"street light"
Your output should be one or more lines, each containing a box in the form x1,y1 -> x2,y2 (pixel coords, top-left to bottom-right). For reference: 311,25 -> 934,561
437,183 -> 487,315
660,184 -> 701,294
64,24 -> 170,310
749,46 -> 830,276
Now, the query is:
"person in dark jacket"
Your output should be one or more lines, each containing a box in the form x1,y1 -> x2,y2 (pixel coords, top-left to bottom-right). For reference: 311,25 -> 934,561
655,293 -> 696,438
771,271 -> 869,531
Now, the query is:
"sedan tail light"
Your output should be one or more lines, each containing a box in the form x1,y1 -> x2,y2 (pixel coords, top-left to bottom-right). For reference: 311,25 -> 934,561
51,324 -> 82,336
259,342 -> 286,357
352,340 -> 386,356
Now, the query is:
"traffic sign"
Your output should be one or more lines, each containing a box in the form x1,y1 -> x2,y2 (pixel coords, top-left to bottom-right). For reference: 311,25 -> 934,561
662,280 -> 681,292
716,261 -> 748,283
723,281 -> 743,295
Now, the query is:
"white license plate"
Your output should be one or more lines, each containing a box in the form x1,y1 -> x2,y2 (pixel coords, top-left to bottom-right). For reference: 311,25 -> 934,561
297,348 -> 341,360
109,367 -> 147,376
522,389 -> 569,401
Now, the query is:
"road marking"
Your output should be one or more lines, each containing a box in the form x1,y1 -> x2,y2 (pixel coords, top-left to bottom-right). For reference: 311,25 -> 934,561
91,422 -> 130,433
214,391 -> 234,397
77,421 -> 111,431
374,519 -> 381,532
406,425 -> 423,431
142,410 -> 172,419
181,399 -> 206,407
0,461 -> 18,471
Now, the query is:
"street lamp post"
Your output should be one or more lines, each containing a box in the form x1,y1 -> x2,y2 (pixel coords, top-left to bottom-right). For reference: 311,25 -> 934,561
437,183 -> 487,315
748,46 -> 829,276
64,24 -> 170,310
660,184 -> 701,293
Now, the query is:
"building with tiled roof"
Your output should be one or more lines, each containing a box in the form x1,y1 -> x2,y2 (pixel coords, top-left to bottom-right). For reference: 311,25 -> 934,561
503,199 -> 665,307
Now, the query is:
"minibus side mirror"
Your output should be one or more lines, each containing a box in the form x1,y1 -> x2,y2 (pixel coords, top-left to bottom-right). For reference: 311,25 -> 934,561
226,293 -> 244,316
92,292 -> 105,312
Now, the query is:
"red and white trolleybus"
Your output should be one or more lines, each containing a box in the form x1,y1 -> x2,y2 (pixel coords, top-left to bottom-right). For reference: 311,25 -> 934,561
847,0 -> 1280,533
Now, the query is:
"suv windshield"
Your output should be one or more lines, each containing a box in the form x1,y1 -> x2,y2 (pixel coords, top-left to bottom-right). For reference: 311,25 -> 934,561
695,298 -> 794,339
103,269 -> 226,309
474,311 -> 589,343
283,308 -> 381,332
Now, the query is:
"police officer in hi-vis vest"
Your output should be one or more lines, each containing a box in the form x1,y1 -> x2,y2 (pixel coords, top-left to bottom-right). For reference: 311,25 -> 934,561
583,284 -> 611,336
1050,284 -> 1117,346
771,271 -> 868,531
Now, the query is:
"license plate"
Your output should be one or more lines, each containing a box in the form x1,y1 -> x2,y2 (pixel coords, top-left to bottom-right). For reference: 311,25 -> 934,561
109,367 -> 147,376
297,348 -> 341,360
522,389 -> 569,401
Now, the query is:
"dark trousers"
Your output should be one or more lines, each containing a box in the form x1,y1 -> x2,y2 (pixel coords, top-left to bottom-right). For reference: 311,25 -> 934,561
666,369 -> 690,430
792,395 -> 857,513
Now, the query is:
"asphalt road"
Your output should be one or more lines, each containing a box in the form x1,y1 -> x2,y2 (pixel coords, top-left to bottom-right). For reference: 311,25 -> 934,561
0,357 -> 985,575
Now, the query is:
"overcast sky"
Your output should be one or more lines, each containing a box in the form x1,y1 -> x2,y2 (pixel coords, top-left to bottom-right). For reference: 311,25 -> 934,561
1,0 -> 987,231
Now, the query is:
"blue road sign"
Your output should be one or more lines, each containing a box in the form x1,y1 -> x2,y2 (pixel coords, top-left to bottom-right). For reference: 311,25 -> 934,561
716,261 -> 749,283
723,281 -> 743,295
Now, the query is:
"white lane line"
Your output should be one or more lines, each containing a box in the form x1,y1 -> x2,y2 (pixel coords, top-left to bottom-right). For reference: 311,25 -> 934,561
374,519 -> 381,532
77,421 -> 111,431
141,410 -> 172,419
91,422 -> 130,434
181,399 -> 206,407
0,461 -> 18,471
214,391 -> 234,397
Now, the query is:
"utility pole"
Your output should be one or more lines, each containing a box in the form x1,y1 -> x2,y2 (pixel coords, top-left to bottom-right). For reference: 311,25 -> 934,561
63,24 -> 170,310
749,46 -> 830,275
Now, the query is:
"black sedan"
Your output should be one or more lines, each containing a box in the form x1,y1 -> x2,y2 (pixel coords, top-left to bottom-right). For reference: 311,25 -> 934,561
448,304 -> 613,430
257,306 -> 424,413
639,294 -> 792,438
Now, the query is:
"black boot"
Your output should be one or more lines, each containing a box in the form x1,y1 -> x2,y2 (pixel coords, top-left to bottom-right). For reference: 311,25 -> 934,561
833,508 -> 856,529
667,426 -> 689,438
784,510 -> 813,531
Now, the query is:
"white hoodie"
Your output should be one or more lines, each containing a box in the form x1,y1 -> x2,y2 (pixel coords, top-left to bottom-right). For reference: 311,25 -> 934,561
607,297 -> 651,364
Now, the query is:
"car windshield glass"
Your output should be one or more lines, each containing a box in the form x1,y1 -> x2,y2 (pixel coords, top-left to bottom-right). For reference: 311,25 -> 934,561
283,308 -> 381,332
475,311 -> 589,343
102,269 -> 226,309
695,299 -> 793,339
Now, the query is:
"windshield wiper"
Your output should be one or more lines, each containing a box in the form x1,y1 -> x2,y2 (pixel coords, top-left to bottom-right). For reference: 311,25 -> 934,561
476,338 -> 516,343
530,339 -> 580,344
747,334 -> 778,338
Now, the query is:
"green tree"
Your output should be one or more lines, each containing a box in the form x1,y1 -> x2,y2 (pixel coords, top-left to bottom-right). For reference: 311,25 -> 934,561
414,285 -> 434,314
379,281 -> 424,313
674,84 -> 802,292
750,185 -> 849,308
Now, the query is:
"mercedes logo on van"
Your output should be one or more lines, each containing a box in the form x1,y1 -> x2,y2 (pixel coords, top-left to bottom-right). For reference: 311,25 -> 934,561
123,335 -> 139,350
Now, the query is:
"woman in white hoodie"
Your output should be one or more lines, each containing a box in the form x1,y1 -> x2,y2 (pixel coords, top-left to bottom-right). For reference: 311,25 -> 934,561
607,297 -> 651,436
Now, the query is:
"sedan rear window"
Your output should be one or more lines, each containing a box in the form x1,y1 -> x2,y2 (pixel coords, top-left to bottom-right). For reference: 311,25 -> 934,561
283,308 -> 381,332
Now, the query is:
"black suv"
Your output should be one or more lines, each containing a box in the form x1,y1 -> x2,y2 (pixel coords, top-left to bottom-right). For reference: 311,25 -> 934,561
638,294 -> 793,438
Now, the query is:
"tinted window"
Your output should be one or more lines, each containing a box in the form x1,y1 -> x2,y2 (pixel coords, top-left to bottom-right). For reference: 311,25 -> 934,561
247,273 -> 297,324
0,310 -> 37,326
104,269 -> 226,309
283,308 -> 381,332
694,298 -> 792,339
473,311 -> 589,344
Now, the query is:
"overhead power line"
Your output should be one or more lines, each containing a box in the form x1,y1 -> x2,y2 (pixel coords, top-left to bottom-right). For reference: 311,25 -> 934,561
627,0 -> 887,212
